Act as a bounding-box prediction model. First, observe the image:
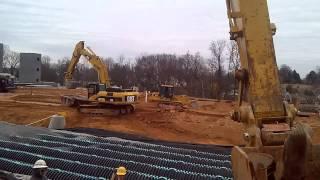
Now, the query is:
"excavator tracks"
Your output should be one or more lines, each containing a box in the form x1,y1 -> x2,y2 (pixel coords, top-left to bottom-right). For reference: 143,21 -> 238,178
61,95 -> 135,115
79,104 -> 135,115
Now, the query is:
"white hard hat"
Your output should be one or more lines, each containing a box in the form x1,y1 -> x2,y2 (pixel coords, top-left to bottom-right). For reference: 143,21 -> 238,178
33,159 -> 48,169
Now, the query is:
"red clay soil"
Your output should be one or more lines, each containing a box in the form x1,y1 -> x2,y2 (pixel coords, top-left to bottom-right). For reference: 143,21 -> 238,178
0,87 -> 319,146
65,101 -> 244,145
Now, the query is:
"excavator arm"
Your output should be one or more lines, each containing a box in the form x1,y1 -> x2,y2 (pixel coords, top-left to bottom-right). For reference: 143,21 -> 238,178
225,1 -> 320,180
226,0 -> 294,148
61,41 -> 138,116
65,41 -> 111,87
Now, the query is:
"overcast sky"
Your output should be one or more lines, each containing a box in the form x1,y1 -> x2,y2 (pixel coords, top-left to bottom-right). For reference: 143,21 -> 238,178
0,0 -> 319,77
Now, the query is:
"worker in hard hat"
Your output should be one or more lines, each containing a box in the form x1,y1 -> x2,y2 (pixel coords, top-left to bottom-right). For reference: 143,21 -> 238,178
110,166 -> 127,180
30,159 -> 48,180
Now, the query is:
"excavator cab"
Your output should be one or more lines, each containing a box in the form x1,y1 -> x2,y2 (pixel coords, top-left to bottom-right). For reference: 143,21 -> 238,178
159,85 -> 174,99
87,83 -> 106,98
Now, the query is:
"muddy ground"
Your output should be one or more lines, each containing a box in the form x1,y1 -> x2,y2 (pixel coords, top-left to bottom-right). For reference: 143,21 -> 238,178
0,87 -> 319,145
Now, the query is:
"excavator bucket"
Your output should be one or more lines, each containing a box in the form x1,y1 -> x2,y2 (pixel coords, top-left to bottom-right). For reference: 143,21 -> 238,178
231,147 -> 256,180
232,146 -> 281,180
232,124 -> 320,180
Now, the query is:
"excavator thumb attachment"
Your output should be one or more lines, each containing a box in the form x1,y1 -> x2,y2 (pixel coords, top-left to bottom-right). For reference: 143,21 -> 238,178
231,147 -> 256,180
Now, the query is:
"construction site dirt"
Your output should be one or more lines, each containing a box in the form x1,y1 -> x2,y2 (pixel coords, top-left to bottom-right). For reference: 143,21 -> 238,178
0,87 -> 319,146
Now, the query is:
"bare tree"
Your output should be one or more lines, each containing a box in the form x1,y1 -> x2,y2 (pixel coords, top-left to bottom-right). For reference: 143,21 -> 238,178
228,41 -> 240,72
104,57 -> 114,69
41,55 -> 59,82
227,41 -> 240,96
3,45 -> 20,76
1,45 -> 10,70
118,55 -> 125,64
208,40 -> 226,71
208,40 -> 226,99
42,55 -> 51,65
56,57 -> 70,84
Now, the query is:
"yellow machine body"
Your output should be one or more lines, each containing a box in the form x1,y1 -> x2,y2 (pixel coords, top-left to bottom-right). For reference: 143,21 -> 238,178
226,0 -> 294,147
149,84 -> 190,111
62,41 -> 138,115
226,0 -> 319,179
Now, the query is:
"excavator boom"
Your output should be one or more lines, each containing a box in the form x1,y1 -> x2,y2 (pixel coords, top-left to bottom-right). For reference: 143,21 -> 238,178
226,0 -> 319,179
226,0 -> 295,147
65,41 -> 110,86
226,0 -> 284,119
62,41 -> 138,116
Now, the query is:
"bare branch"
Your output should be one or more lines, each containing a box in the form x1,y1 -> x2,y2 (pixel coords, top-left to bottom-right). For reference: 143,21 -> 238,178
208,40 -> 227,99
209,40 -> 226,60
42,55 -> 51,65
208,40 -> 227,72
228,41 -> 240,72
4,50 -> 20,69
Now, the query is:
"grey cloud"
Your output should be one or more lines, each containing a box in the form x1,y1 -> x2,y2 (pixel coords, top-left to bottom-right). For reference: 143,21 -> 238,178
0,0 -> 319,77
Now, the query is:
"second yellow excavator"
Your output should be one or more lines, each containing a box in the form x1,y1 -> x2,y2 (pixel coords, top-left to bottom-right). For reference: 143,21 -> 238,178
61,41 -> 139,115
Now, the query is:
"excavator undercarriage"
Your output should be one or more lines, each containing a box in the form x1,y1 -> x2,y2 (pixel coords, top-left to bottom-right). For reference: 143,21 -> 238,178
61,94 -> 136,115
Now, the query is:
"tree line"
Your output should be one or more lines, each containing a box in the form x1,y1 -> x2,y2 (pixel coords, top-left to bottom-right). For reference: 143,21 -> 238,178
1,40 -> 319,99
279,64 -> 320,86
40,40 -> 239,99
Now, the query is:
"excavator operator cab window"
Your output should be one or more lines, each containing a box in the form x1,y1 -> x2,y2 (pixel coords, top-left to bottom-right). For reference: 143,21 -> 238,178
99,84 -> 106,92
159,85 -> 174,99
87,83 -> 101,98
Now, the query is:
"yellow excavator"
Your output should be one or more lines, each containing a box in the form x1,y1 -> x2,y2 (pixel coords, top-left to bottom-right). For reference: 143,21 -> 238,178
226,0 -> 319,179
61,41 -> 139,115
